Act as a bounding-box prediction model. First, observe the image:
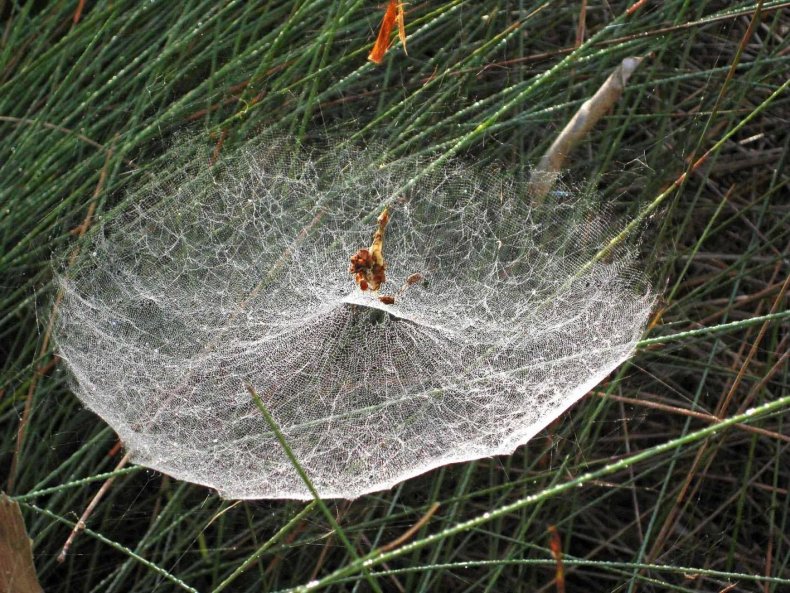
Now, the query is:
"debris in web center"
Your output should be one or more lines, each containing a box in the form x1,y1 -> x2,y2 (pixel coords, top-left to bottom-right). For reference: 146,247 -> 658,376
350,207 -> 389,292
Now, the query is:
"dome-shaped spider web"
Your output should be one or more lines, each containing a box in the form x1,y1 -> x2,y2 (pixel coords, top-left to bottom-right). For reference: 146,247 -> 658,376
54,139 -> 653,499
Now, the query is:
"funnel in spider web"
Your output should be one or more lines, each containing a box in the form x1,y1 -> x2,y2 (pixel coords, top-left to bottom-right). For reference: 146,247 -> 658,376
54,140 -> 653,500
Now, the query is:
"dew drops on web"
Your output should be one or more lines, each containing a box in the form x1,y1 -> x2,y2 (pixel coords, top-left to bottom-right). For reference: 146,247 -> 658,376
53,136 -> 653,500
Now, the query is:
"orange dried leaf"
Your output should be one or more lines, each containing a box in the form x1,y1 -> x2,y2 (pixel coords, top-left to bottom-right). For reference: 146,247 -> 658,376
547,525 -> 566,593
368,1 -> 406,64
73,0 -> 86,24
396,2 -> 408,55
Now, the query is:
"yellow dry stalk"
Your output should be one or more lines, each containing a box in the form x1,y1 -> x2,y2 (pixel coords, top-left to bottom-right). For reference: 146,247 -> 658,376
349,207 -> 390,292
369,208 -> 389,274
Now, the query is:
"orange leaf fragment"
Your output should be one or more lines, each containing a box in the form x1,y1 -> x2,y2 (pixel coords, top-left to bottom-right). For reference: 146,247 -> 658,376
396,2 -> 408,55
547,525 -> 566,593
73,0 -> 86,24
368,1 -> 407,64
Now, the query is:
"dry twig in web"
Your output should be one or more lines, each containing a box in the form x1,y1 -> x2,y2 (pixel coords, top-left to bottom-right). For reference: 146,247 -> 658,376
349,207 -> 390,292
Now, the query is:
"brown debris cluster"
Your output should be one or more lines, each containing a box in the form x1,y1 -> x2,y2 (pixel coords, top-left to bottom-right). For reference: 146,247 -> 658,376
350,208 -> 389,292
349,208 -> 425,307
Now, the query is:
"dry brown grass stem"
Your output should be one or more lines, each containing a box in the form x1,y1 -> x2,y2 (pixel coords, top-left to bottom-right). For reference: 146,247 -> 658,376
376,502 -> 441,554
56,453 -> 131,563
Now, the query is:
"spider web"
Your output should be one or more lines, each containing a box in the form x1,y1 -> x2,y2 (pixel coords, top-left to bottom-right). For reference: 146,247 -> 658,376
54,139 -> 653,499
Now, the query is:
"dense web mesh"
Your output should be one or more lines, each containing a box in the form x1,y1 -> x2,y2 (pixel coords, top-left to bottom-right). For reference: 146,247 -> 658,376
54,139 -> 653,500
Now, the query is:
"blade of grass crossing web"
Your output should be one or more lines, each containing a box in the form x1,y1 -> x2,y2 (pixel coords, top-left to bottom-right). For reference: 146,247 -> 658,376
247,384 -> 384,593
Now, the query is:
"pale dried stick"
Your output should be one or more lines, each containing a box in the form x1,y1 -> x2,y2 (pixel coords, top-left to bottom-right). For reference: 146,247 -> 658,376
528,56 -> 645,201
